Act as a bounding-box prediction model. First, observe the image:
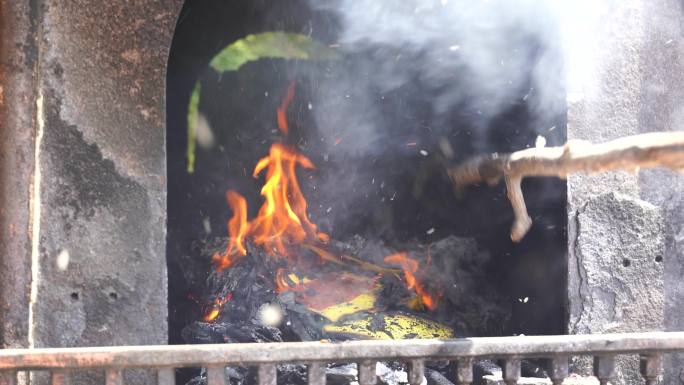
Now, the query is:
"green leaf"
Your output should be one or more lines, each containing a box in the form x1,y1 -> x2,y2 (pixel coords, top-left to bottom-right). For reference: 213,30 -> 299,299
187,81 -> 201,174
188,32 -> 337,174
209,32 -> 338,73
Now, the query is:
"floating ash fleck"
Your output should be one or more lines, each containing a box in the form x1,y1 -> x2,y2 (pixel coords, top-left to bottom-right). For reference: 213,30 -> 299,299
56,249 -> 70,271
419,150 -> 428,156
259,303 -> 285,327
202,217 -> 212,235
426,228 -> 435,235
195,113 -> 215,149
438,138 -> 454,159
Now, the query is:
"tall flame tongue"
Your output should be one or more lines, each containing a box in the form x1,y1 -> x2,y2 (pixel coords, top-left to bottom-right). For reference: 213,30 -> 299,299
212,81 -> 328,270
250,143 -> 328,257
212,143 -> 328,269
212,191 -> 248,270
276,81 -> 296,135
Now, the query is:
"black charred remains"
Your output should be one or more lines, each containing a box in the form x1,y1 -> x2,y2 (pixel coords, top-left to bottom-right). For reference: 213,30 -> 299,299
181,235 -> 508,343
177,235 -> 550,385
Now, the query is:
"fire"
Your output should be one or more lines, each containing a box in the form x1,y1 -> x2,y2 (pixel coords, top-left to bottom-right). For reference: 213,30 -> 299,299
250,143 -> 328,256
275,268 -> 311,293
212,143 -> 329,270
384,252 -> 438,310
212,191 -> 248,270
212,83 -> 328,270
276,80 -> 296,135
203,293 -> 233,322
211,80 -> 440,325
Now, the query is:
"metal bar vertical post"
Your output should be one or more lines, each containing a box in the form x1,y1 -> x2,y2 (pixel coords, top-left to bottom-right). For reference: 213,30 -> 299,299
157,367 -> 175,385
307,362 -> 326,385
258,364 -> 277,385
206,365 -> 225,385
358,361 -> 377,385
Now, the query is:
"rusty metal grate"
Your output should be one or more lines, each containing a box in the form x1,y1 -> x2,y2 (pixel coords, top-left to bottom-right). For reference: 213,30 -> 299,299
1,332 -> 683,385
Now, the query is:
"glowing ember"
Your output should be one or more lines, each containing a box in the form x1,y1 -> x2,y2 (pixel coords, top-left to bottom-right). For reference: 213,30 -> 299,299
275,270 -> 379,311
203,293 -> 233,322
384,252 -> 439,310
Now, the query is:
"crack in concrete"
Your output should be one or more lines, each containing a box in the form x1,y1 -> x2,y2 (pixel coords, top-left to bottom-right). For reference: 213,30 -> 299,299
569,205 -> 590,334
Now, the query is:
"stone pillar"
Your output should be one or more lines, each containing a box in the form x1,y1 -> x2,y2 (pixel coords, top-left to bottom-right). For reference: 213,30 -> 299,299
565,0 -> 682,383
636,0 -> 684,382
0,0 -> 38,351
0,0 -> 183,381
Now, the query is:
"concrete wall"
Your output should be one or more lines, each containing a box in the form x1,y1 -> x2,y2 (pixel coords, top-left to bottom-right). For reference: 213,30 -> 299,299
0,1 -> 38,351
565,0 -> 684,384
0,0 -> 183,367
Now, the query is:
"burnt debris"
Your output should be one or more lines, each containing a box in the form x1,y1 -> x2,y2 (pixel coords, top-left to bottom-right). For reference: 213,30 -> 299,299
181,235 -> 511,385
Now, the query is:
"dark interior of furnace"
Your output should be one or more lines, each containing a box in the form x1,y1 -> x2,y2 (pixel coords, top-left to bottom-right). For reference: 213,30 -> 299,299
166,0 -> 567,383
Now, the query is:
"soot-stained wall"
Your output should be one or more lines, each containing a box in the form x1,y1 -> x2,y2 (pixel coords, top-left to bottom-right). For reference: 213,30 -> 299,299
0,0 -> 184,372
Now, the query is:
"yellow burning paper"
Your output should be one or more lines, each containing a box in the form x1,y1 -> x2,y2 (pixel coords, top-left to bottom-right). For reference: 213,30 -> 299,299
323,313 -> 453,340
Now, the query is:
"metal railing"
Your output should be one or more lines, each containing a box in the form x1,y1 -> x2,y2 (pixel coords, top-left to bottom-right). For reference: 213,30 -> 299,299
1,332 -> 683,385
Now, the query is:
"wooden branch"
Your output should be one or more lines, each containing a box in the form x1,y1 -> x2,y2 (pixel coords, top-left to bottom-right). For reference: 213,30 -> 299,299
448,131 -> 684,242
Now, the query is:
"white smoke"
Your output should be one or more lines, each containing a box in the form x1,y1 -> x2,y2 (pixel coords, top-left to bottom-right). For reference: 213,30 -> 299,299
307,0 -> 578,156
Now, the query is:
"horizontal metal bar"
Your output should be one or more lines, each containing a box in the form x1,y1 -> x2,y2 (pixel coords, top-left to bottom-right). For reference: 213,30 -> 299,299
0,332 -> 683,370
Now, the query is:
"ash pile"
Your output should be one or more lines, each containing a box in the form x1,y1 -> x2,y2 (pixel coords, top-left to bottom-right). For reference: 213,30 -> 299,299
180,234 -> 523,385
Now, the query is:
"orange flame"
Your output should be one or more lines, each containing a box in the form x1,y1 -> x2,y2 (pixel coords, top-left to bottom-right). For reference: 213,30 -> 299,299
213,144 -> 328,269
250,143 -> 328,257
211,80 -> 440,323
212,82 -> 329,270
276,80 -> 296,135
213,191 -> 248,270
384,252 -> 438,310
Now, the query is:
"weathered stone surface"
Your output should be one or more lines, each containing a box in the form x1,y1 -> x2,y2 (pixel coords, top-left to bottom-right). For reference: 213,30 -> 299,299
568,192 -> 664,384
0,1 -> 38,349
634,1 -> 684,382
563,0 -> 645,209
29,0 -> 182,353
564,0 -> 684,383
0,0 -> 183,381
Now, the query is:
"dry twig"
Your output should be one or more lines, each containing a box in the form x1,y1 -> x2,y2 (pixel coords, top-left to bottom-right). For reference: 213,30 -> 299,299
448,131 -> 684,242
